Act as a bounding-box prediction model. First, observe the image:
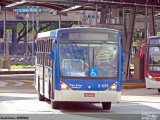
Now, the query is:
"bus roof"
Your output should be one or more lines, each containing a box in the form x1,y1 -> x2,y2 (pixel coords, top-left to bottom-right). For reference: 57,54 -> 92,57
149,36 -> 160,39
37,27 -> 119,39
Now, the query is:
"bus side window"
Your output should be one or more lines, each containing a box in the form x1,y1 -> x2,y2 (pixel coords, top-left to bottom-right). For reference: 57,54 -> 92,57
47,39 -> 50,66
40,40 -> 42,65
37,40 -> 39,64
39,40 -> 41,65
44,40 -> 46,66
49,39 -> 53,66
45,41 -> 47,66
42,40 -> 45,65
45,40 -> 48,66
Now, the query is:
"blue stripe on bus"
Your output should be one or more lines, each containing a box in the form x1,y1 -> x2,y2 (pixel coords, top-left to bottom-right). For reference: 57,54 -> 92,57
62,79 -> 117,91
55,38 -> 61,90
117,32 -> 122,92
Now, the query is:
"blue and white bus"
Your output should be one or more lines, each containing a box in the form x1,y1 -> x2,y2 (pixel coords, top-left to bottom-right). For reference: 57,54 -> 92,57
35,27 -> 122,110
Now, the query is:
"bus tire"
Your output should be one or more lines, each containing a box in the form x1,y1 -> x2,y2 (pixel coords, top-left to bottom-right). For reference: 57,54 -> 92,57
102,102 -> 111,110
51,101 -> 59,109
38,76 -> 45,101
38,92 -> 45,101
158,89 -> 160,93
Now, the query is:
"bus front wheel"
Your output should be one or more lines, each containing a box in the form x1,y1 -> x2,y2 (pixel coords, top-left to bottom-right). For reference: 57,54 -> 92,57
51,101 -> 60,109
102,102 -> 111,110
158,89 -> 160,93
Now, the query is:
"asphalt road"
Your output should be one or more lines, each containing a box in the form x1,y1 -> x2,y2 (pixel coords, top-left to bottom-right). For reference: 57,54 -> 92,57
0,86 -> 160,120
0,74 -> 34,80
0,74 -> 160,120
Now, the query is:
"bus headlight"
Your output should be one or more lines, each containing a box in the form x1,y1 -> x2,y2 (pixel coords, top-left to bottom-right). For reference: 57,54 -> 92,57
61,82 -> 69,90
147,73 -> 155,81
148,75 -> 152,79
109,82 -> 117,91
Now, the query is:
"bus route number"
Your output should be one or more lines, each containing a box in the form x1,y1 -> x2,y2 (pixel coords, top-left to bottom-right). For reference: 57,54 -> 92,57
98,84 -> 109,88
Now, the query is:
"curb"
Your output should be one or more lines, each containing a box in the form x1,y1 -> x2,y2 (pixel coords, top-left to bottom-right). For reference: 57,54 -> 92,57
122,84 -> 146,89
0,71 -> 35,74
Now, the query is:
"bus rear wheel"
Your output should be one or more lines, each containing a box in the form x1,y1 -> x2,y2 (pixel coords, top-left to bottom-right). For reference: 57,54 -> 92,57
102,102 -> 111,110
158,89 -> 160,93
51,101 -> 60,109
38,92 -> 45,101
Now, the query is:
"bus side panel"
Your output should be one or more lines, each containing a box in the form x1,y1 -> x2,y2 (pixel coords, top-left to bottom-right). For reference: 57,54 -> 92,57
35,41 -> 40,91
35,56 -> 38,90
35,40 -> 45,96
42,38 -> 54,99
145,77 -> 160,88
39,65 -> 44,95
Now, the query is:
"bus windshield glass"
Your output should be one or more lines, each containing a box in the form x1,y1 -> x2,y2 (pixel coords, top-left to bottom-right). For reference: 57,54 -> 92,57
59,43 -> 118,78
149,46 -> 160,72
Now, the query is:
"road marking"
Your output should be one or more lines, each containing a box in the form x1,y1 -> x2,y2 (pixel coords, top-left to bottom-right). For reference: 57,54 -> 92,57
0,81 -> 7,87
0,80 -> 33,87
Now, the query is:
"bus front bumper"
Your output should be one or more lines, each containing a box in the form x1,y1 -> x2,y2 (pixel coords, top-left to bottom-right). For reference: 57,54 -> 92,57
53,90 -> 121,103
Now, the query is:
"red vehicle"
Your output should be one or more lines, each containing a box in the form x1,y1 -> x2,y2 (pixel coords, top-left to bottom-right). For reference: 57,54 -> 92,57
140,36 -> 160,93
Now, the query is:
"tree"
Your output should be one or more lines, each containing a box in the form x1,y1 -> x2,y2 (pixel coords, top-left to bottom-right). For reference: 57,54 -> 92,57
17,22 -> 32,43
16,21 -> 73,43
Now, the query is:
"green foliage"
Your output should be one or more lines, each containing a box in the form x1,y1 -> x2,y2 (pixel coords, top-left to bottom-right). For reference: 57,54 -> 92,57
133,29 -> 144,42
11,65 -> 34,69
40,22 -> 71,32
46,24 -> 59,31
157,32 -> 160,36
17,22 -> 24,33
6,29 -> 12,38
17,22 -> 32,33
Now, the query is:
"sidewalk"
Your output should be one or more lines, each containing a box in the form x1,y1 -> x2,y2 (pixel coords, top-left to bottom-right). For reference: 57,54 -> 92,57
122,80 -> 146,89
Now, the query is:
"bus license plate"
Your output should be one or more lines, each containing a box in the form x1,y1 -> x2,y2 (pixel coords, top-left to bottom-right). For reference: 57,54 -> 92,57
84,93 -> 95,97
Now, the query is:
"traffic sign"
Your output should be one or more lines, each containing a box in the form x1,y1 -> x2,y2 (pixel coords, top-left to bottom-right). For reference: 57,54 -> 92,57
13,8 -> 42,13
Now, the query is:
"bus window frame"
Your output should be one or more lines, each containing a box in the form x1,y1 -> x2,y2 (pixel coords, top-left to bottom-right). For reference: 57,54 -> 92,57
36,37 -> 55,67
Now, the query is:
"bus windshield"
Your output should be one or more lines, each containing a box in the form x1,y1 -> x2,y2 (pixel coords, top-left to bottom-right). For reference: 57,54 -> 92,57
149,46 -> 160,72
59,43 -> 118,78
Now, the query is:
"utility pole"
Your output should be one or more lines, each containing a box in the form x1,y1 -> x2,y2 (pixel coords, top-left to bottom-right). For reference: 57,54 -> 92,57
144,0 -> 148,43
3,8 -> 10,69
32,6 -> 35,64
26,11 -> 29,56
36,6 -> 39,36
95,4 -> 98,27
59,14 -> 61,29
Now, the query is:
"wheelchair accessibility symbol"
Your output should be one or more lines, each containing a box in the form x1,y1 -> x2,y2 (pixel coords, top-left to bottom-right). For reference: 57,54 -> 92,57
90,68 -> 98,77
